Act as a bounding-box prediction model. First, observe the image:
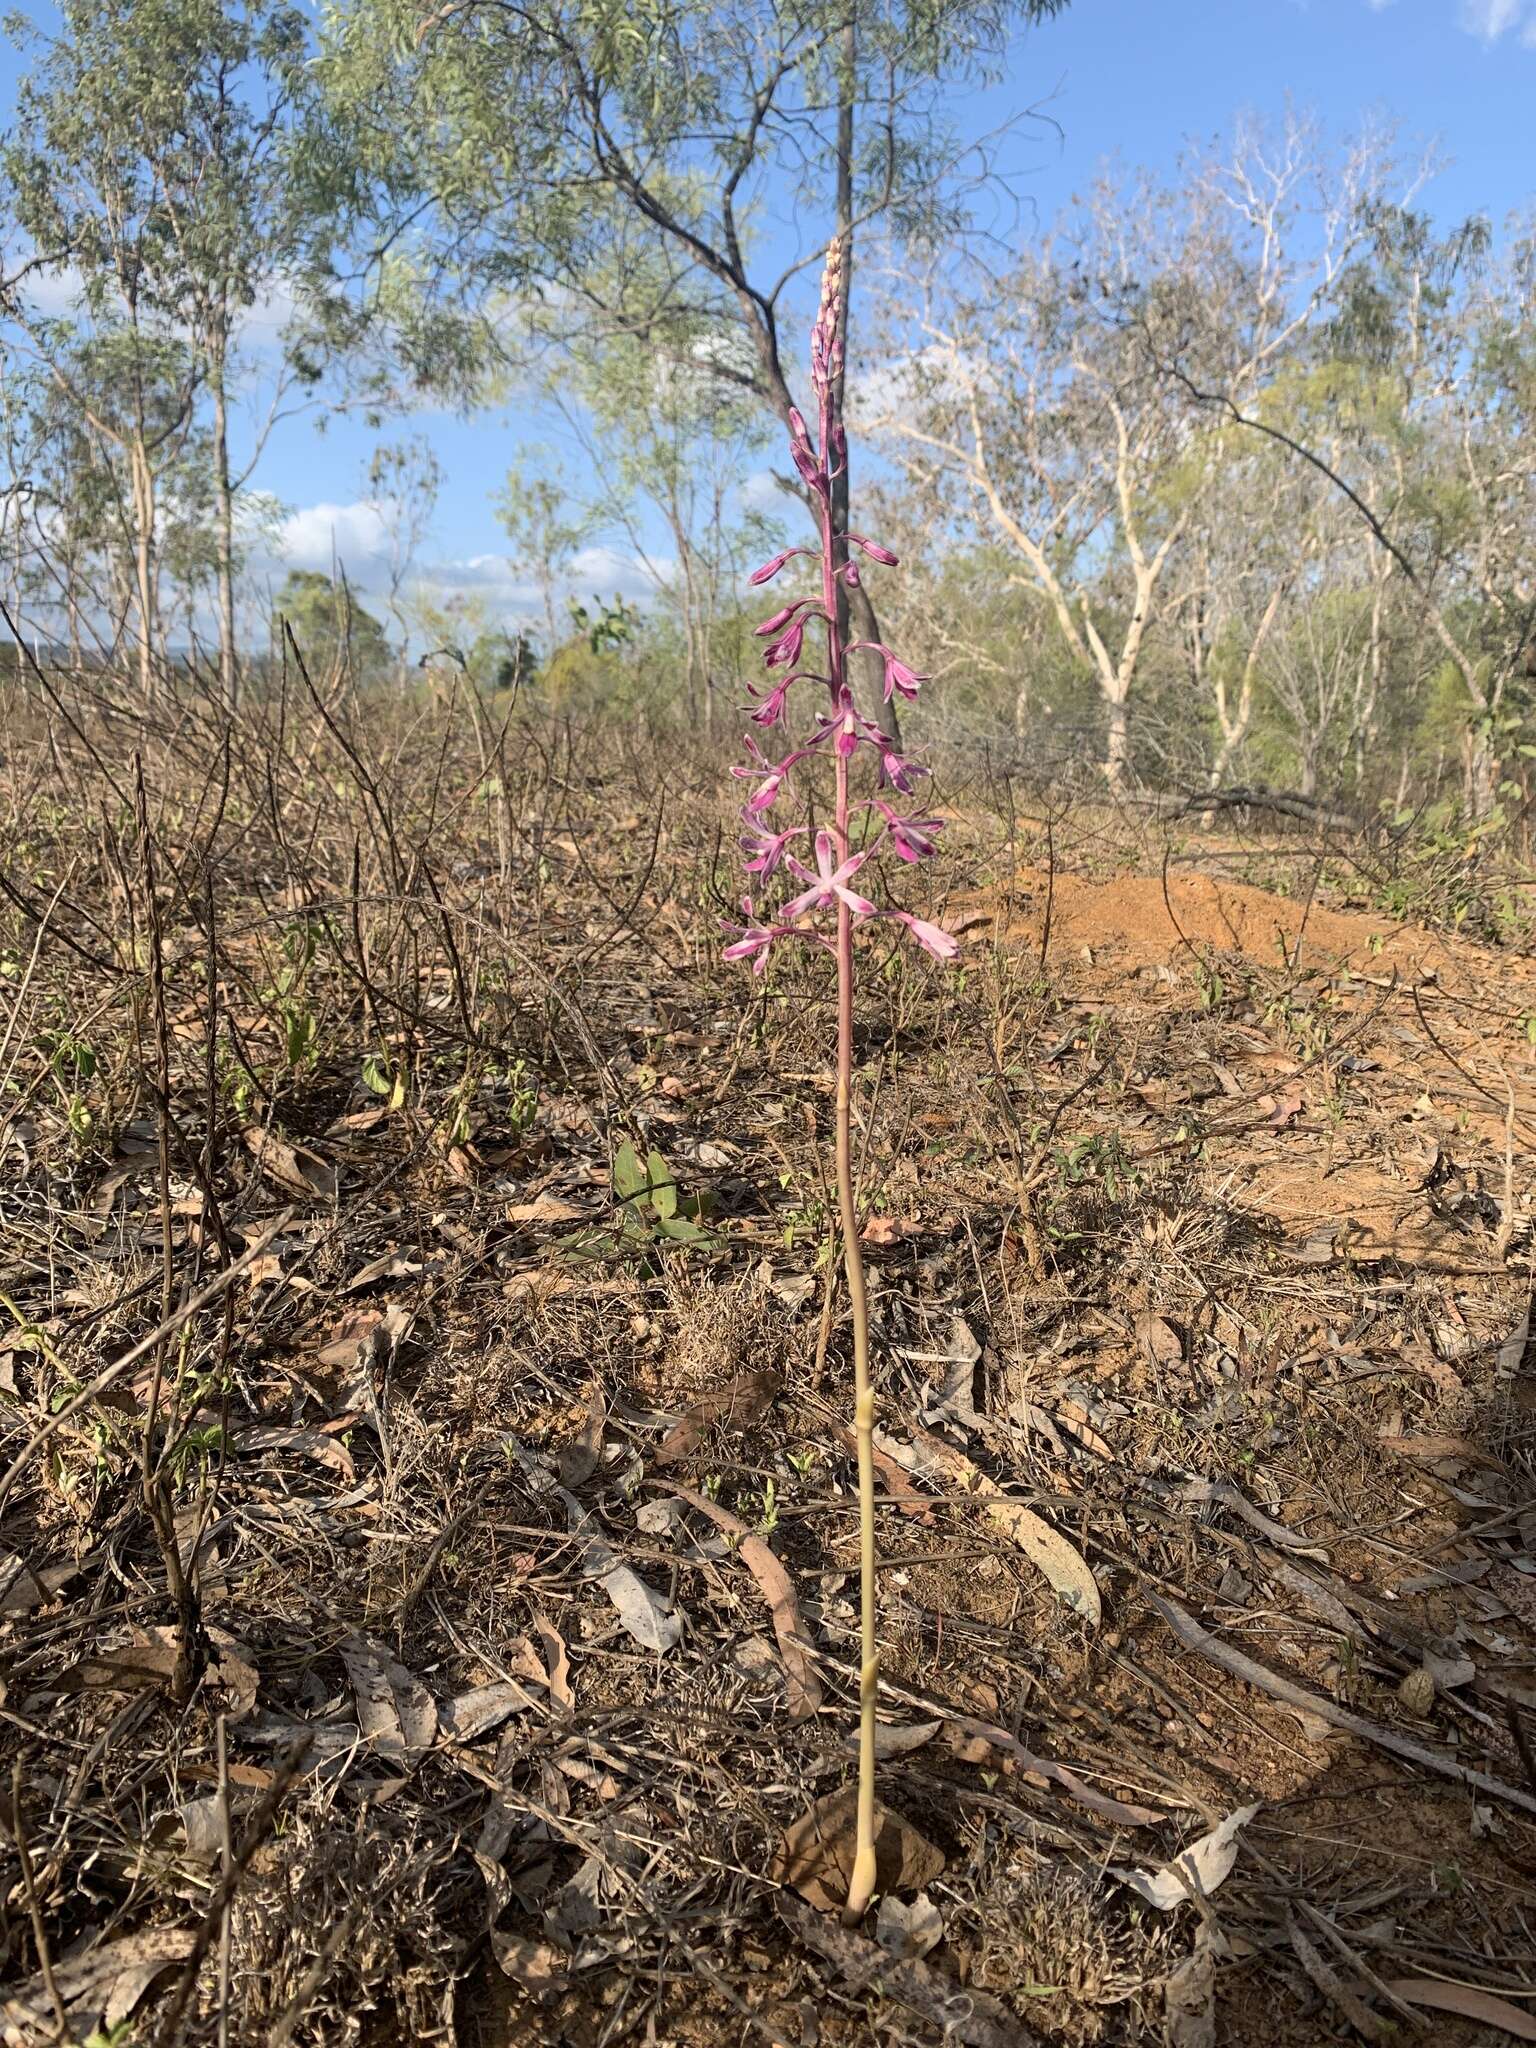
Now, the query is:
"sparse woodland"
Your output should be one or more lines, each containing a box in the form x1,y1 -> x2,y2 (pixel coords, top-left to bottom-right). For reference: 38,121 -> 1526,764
2,4 -> 1536,2045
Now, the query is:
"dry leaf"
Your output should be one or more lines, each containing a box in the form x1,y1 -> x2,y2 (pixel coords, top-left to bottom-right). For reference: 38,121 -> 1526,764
505,1190 -> 591,1224
983,1497 -> 1102,1625
440,1681 -> 531,1744
178,1793 -> 224,1863
1383,1979 -> 1536,2039
1164,1927 -> 1220,2048
862,1213 -> 901,1244
772,1785 -> 944,1914
1055,1398 -> 1114,1458
882,1429 -> 1100,1621
1136,1313 -> 1185,1365
535,1615 -> 575,1710
340,1634 -> 438,1768
557,1387 -> 608,1489
207,1627 -> 260,1722
873,1719 -> 942,1759
237,1423 -> 357,1480
842,1427 -> 935,1520
56,1634 -> 185,1695
343,1247 -> 432,1291
561,1492 -> 682,1652
0,1548 -> 77,1614
592,1557 -> 683,1653
666,1482 -> 822,1721
2,1927 -> 197,2047
241,1123 -> 337,1201
653,1368 -> 781,1468
1379,1431 -> 1507,1471
492,1932 -> 567,1996
1112,1803 -> 1259,1910
313,1302 -> 413,1379
875,1891 -> 944,1960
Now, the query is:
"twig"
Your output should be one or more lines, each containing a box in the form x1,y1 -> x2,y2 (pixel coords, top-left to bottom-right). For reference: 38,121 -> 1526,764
0,1212 -> 293,1516
151,1738 -> 313,2048
10,1760 -> 68,2040
1151,1595 -> 1536,1818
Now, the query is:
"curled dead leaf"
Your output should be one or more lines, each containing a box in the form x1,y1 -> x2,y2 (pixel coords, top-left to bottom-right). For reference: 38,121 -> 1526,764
653,1368 -> 781,1468
1111,1804 -> 1259,1911
771,1785 -> 944,1914
241,1124 -> 337,1201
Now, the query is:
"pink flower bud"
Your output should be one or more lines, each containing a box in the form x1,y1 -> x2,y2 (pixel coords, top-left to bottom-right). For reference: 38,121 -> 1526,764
749,549 -> 799,586
754,602 -> 802,637
791,442 -> 825,491
849,535 -> 899,567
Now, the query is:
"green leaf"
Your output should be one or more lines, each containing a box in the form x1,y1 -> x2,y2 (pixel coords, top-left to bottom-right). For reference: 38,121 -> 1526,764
612,1138 -> 645,1199
646,1148 -> 678,1219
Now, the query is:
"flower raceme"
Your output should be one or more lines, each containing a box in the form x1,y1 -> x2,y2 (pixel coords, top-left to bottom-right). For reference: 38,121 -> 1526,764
722,367 -> 955,967
723,235 -> 956,1930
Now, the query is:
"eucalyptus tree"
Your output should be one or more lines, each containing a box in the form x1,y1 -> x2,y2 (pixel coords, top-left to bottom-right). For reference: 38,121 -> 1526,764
2,0 -> 327,702
1333,208 -> 1536,819
871,117 -> 1396,787
316,0 -> 1069,720
506,282 -> 780,730
1148,187 -> 1536,820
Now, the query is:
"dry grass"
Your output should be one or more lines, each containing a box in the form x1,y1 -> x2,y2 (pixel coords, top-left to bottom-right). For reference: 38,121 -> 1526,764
2,663 -> 1535,2046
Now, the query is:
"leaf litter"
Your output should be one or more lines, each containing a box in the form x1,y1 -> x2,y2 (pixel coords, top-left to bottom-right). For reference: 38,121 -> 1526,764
5,709 -> 1536,2045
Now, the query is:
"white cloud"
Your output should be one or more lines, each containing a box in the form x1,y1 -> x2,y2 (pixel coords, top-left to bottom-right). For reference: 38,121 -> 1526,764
850,343 -> 980,429
740,468 -> 792,513
274,498 -> 394,573
1458,0 -> 1528,39
261,499 -> 670,639
568,542 -> 675,600
21,261 -> 87,318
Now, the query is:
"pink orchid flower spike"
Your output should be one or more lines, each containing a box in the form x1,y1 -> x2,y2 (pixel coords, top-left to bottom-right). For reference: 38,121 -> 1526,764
721,231 -> 957,1931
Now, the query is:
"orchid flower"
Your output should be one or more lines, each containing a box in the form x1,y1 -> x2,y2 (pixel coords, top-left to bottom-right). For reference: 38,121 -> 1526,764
892,911 -> 959,961
781,829 -> 877,920
720,234 -> 957,1925
729,735 -> 799,813
849,638 -> 926,704
762,617 -> 808,670
739,817 -> 805,876
871,797 -> 944,862
877,741 -> 927,794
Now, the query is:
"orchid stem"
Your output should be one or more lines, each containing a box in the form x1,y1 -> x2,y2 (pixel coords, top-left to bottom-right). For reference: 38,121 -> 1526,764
728,237 -> 956,1921
835,845 -> 879,1923
821,295 -> 878,1919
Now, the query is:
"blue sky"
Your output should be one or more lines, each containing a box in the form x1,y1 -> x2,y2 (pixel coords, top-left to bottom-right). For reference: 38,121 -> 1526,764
3,0 -> 1534,639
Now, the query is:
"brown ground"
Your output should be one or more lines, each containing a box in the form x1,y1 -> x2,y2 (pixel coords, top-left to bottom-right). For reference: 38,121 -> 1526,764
2,701 -> 1535,2046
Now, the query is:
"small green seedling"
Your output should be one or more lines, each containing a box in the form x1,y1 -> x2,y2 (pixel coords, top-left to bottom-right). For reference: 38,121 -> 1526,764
564,1139 -> 718,1263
